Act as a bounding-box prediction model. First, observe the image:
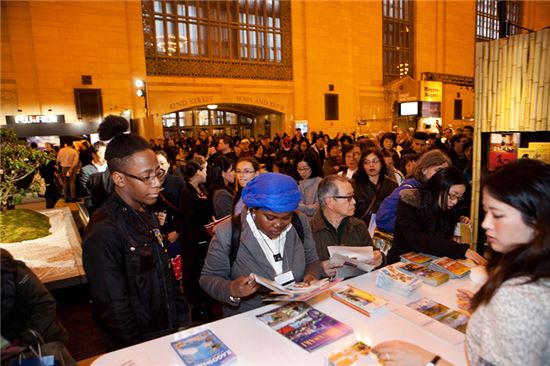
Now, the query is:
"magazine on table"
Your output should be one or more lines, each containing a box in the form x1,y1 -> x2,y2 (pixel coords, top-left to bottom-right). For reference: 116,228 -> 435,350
253,273 -> 342,302
256,301 -> 353,352
170,329 -> 236,366
394,262 -> 449,286
327,340 -> 374,366
331,285 -> 388,317
429,257 -> 471,278
393,297 -> 470,344
400,252 -> 437,265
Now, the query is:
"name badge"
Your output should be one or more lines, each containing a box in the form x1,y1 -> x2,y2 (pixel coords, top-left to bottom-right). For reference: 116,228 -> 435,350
274,271 -> 294,286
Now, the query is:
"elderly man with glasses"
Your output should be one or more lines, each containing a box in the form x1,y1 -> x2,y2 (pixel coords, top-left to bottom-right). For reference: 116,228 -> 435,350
310,175 -> 383,278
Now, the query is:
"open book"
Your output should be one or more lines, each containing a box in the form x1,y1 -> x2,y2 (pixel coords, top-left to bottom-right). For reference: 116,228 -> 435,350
253,273 -> 342,302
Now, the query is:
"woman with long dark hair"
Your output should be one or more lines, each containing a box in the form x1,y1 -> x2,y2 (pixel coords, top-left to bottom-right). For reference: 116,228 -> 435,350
296,157 -> 322,218
353,148 -> 398,226
374,159 -> 550,366
208,155 -> 236,219
179,157 -> 215,322
387,166 -> 486,264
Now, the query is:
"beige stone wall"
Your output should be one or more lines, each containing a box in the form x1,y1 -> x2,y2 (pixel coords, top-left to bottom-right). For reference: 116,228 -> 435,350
1,0 -> 548,139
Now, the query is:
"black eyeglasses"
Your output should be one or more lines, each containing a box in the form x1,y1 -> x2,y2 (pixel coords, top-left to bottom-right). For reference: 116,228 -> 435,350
331,195 -> 354,202
120,169 -> 165,185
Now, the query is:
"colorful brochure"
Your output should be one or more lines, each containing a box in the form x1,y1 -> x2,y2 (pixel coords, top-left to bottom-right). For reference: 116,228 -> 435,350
327,341 -> 373,366
375,265 -> 422,297
400,252 -> 437,265
253,273 -> 342,302
394,262 -> 449,286
331,285 -> 388,317
171,329 -> 236,366
429,257 -> 471,278
256,302 -> 353,352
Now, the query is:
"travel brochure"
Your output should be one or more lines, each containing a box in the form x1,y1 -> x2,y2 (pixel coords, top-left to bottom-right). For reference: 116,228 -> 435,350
327,340 -> 373,366
394,262 -> 449,286
393,297 -> 470,344
400,252 -> 437,265
331,285 -> 388,317
375,265 -> 422,297
429,257 -> 471,278
253,273 -> 343,302
328,246 -> 376,275
171,330 -> 236,366
256,301 -> 353,352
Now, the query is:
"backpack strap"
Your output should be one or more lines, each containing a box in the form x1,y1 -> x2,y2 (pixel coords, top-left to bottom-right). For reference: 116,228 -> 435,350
229,211 -> 305,267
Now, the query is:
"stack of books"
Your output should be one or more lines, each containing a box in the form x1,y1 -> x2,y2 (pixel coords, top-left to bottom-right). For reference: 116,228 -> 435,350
394,262 -> 449,286
331,285 -> 388,317
375,265 -> 422,297
400,252 -> 437,265
429,257 -> 471,279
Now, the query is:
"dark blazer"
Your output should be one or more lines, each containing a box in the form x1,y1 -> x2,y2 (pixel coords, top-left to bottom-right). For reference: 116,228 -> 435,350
387,188 -> 469,264
83,193 -> 187,350
353,174 -> 397,225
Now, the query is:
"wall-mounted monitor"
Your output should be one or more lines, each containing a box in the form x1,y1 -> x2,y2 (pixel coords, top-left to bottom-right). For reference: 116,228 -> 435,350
399,102 -> 419,116
26,135 -> 60,150
421,102 -> 441,118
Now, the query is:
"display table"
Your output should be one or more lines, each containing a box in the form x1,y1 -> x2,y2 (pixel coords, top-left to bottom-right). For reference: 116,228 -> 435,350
0,206 -> 85,290
92,269 -> 478,366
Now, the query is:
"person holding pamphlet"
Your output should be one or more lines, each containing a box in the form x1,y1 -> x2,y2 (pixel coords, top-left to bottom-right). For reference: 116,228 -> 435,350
387,167 -> 486,265
311,175 -> 383,278
200,173 -> 322,317
374,159 -> 550,366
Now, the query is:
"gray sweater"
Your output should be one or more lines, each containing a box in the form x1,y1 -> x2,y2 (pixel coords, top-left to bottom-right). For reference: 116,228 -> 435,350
298,177 -> 322,218
466,277 -> 550,365
199,208 -> 321,317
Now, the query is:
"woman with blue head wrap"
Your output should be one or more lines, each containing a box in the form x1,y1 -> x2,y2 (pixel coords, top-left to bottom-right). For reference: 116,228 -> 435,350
200,173 -> 323,317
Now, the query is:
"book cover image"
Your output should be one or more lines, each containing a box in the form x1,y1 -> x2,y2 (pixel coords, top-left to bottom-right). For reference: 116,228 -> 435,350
331,286 -> 388,316
400,252 -> 436,265
256,302 -> 352,352
171,330 -> 236,366
396,263 -> 449,286
407,297 -> 470,334
488,132 -> 520,171
430,257 -> 470,278
327,340 -> 373,366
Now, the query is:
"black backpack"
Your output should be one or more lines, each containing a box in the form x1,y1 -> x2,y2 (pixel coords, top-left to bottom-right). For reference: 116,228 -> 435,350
229,212 -> 304,267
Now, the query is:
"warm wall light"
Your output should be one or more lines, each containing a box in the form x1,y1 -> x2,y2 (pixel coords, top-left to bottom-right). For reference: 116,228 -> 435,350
207,104 -> 218,110
135,79 -> 144,88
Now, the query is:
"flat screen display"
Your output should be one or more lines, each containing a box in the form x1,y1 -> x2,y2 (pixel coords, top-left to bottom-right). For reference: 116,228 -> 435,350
421,102 -> 441,118
399,102 -> 419,116
26,135 -> 60,150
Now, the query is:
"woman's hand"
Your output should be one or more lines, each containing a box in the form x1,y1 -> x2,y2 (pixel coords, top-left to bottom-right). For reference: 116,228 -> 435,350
229,274 -> 259,298
373,341 -> 438,366
465,248 -> 488,266
459,216 -> 470,224
166,231 -> 179,243
303,273 -> 318,284
456,288 -> 474,313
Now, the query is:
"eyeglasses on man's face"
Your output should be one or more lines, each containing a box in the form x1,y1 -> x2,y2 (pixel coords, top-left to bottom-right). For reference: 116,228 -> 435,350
120,168 -> 165,185
331,195 -> 355,202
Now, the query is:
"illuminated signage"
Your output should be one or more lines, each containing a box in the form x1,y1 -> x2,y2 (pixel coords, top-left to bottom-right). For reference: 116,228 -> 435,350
420,81 -> 443,102
6,115 -> 65,124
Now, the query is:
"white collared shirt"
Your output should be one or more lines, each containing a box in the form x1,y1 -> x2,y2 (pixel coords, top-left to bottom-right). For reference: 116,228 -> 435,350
245,211 -> 291,275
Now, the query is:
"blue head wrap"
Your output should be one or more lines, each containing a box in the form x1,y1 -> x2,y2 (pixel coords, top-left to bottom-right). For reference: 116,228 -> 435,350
242,173 -> 302,213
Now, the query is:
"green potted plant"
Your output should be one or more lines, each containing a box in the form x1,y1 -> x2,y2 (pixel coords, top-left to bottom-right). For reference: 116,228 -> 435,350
0,128 -> 53,242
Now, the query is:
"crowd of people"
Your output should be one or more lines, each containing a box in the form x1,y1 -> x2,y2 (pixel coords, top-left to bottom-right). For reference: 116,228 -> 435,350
3,116 -> 548,366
